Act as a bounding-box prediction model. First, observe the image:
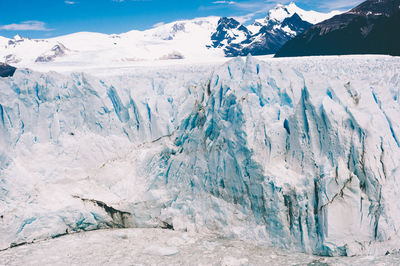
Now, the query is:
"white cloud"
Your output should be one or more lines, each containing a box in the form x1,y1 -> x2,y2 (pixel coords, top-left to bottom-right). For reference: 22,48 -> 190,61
0,21 -> 52,31
203,0 -> 290,13
233,5 -> 272,23
226,1 -> 291,23
198,0 -> 276,23
212,1 -> 236,4
65,1 -> 78,4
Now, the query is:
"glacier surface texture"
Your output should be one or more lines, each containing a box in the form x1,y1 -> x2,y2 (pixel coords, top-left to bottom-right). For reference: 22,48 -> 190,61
0,56 -> 400,256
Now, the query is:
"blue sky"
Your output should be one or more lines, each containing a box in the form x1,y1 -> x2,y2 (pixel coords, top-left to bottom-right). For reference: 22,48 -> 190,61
0,0 -> 363,38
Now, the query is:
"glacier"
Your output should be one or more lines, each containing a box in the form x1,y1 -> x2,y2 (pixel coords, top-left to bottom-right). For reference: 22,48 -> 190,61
0,55 -> 400,257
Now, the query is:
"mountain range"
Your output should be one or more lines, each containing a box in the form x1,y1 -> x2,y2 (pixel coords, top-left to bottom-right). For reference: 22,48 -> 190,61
209,3 -> 341,56
2,0 -> 397,66
0,3 -> 341,67
275,0 -> 400,57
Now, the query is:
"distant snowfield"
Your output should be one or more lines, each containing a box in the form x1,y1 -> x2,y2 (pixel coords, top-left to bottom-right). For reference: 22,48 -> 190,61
1,228 -> 399,265
11,54 -> 382,76
0,17 -> 225,67
1,55 -> 400,261
29,55 -> 235,76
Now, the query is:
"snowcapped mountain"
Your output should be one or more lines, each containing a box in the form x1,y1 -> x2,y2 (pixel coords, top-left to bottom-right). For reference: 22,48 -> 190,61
268,2 -> 342,24
248,2 -> 341,33
214,13 -> 313,56
0,3 -> 343,67
209,2 -> 342,56
1,55 -> 400,256
210,17 -> 252,49
0,17 -> 223,68
35,43 -> 69,62
275,0 -> 400,57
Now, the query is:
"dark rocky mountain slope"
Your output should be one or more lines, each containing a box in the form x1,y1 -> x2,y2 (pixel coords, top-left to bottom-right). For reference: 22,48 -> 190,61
275,0 -> 400,57
0,63 -> 16,77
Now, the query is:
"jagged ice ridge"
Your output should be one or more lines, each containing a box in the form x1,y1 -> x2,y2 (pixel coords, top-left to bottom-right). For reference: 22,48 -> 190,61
0,55 -> 400,256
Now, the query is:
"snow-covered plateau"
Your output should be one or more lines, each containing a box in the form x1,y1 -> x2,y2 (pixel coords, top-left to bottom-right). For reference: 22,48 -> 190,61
1,55 -> 400,260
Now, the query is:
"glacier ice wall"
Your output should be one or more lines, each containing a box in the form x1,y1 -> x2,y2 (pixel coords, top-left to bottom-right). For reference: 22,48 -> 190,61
1,56 -> 400,256
154,56 -> 400,256
0,65 -> 208,249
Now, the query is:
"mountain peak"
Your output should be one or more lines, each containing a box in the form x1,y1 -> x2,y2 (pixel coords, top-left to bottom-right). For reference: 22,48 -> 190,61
13,34 -> 23,41
286,2 -> 300,10
266,4 -> 292,23
265,2 -> 343,25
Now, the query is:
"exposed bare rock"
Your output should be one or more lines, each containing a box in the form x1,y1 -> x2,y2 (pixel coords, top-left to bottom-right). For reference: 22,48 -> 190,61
159,51 -> 185,60
35,43 -> 69,63
0,63 -> 16,77
4,54 -> 21,64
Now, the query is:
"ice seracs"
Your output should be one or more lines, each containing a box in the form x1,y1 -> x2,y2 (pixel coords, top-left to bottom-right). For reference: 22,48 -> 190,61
0,55 -> 399,257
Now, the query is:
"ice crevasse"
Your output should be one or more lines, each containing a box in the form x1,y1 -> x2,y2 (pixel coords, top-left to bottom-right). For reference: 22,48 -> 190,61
0,56 -> 400,256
